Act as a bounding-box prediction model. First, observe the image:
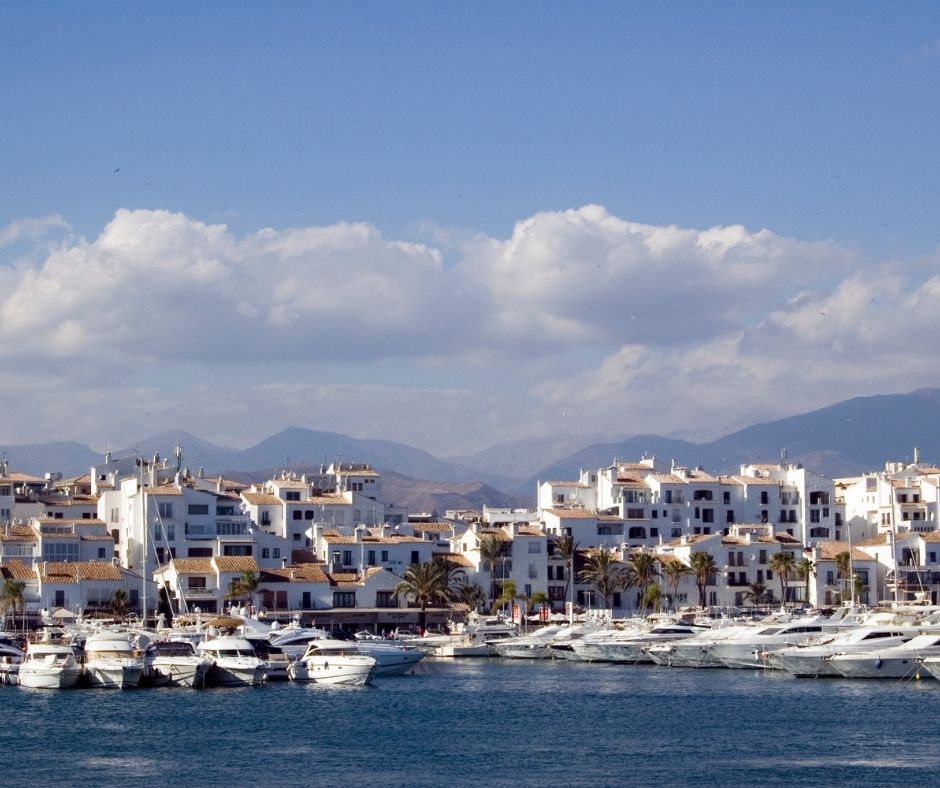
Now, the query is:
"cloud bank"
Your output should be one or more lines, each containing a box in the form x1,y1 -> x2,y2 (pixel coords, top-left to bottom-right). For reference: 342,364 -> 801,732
0,205 -> 936,455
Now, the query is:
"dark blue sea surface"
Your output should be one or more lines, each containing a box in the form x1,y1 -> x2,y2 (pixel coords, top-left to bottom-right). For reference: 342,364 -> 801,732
3,659 -> 938,786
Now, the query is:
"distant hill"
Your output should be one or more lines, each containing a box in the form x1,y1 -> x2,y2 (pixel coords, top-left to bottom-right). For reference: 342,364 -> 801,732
5,388 -> 940,505
444,433 -> 622,482
520,389 -> 940,492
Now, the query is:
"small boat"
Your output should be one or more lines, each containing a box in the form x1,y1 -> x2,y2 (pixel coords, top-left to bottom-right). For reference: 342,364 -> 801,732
288,639 -> 377,686
273,629 -> 424,676
82,630 -> 145,689
197,636 -> 266,687
143,640 -> 212,688
19,633 -> 82,690
419,617 -> 518,658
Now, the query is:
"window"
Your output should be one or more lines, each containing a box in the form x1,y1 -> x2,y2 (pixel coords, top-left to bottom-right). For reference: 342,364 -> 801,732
555,494 -> 564,504
301,592 -> 311,608
273,548 -> 281,559
110,507 -> 120,523
368,550 -> 376,566
628,526 -> 646,539
304,510 -> 314,520
702,509 -> 714,523
381,550 -> 389,562
528,542 -> 542,553
188,504 -> 209,515
333,592 -> 356,608
188,547 -> 212,557
376,591 -> 394,607
285,491 -> 300,501
411,550 -> 420,565
528,563 -> 538,579
650,527 -> 658,537
157,502 -> 173,519
810,509 -> 820,523
342,550 -> 353,566
524,584 -> 532,598
723,491 -> 731,504
262,548 -> 270,559
726,510 -> 735,523
671,528 -> 682,538
97,547 -> 106,558
292,510 -> 302,520
217,506 -> 235,516
223,545 -> 252,556
188,577 -> 207,589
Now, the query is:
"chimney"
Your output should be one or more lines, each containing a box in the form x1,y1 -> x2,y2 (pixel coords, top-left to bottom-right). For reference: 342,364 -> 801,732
281,557 -> 287,569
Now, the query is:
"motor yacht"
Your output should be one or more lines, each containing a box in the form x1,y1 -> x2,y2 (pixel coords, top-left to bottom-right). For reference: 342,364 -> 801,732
571,621 -> 709,663
19,633 -> 82,689
492,624 -> 567,659
272,628 -> 424,676
288,639 -> 377,686
769,625 -> 920,678
82,630 -> 144,689
142,640 -> 212,688
419,617 -> 518,657
829,630 -> 940,679
197,636 -> 266,687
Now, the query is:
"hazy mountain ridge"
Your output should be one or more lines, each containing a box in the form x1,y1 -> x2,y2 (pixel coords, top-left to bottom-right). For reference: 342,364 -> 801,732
3,389 -> 940,509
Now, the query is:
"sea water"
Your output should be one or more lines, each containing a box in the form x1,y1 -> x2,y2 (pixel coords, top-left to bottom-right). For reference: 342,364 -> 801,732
2,659 -> 938,786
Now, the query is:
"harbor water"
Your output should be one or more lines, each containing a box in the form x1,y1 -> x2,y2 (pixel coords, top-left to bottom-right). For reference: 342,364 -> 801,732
3,658 -> 938,786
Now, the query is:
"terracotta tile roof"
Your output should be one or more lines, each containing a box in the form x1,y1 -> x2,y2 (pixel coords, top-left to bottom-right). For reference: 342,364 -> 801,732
40,561 -> 122,583
167,558 -> 214,574
241,492 -> 283,506
270,479 -> 308,489
212,556 -> 258,574
0,524 -> 37,542
857,535 -> 889,546
544,509 -> 596,519
516,527 -> 546,537
441,553 -> 474,568
262,563 -> 330,583
0,560 -> 35,580
917,532 -> 940,543
649,474 -> 687,484
306,495 -> 348,506
816,541 -> 876,562
412,523 -> 455,533
0,472 -> 43,483
597,514 -> 625,523
147,484 -> 183,496
81,533 -> 116,542
478,529 -> 513,542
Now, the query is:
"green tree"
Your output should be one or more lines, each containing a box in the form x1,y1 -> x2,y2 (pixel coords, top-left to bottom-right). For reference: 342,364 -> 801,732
626,551 -> 661,608
394,560 -> 453,632
834,551 -> 851,601
578,546 -> 628,610
689,552 -> 718,609
455,582 -> 485,614
228,570 -> 261,612
528,590 -> 551,614
743,581 -> 767,608
640,583 -> 662,612
553,534 -> 580,605
478,533 -> 508,612
770,551 -> 797,606
109,588 -> 129,618
661,559 -> 691,611
496,579 -> 518,616
796,558 -> 816,606
1,578 -> 25,633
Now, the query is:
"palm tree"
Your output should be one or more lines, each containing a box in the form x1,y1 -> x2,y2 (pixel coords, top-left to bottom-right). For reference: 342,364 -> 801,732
394,560 -> 452,633
796,558 -> 816,606
743,581 -> 767,608
109,588 -> 129,618
689,552 -> 718,609
496,579 -> 518,618
1,578 -> 25,633
640,584 -> 662,612
578,546 -> 628,610
770,551 -> 797,606
834,551 -> 851,601
455,582 -> 485,614
478,533 -> 508,611
661,559 -> 691,611
529,590 -> 550,616
553,534 -> 579,605
626,551 -> 661,609
228,570 -> 261,612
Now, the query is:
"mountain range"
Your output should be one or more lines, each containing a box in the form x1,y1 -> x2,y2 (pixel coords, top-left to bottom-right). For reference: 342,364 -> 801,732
3,388 -> 939,511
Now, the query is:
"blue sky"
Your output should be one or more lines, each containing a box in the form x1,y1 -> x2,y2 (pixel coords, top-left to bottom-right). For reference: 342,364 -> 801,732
1,3 -> 939,459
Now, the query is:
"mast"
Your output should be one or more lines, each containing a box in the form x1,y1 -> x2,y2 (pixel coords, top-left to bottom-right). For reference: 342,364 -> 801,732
140,458 -> 147,628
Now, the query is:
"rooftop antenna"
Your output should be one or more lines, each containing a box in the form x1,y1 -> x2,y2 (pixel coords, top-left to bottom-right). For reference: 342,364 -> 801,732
175,444 -> 184,473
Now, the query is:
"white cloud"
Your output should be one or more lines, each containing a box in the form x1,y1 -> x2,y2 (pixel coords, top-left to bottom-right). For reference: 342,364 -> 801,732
0,214 -> 71,248
1,205 -> 936,455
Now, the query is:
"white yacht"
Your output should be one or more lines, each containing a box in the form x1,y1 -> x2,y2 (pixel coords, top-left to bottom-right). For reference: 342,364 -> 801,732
288,639 -> 377,686
708,619 -> 836,669
492,624 -> 567,659
420,618 -> 518,657
143,640 -> 212,688
82,630 -> 145,689
770,625 -> 919,678
829,630 -> 940,679
272,629 -> 424,676
0,636 -> 24,684
645,619 -> 748,668
572,621 -> 707,664
197,636 -> 266,687
19,635 -> 82,689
